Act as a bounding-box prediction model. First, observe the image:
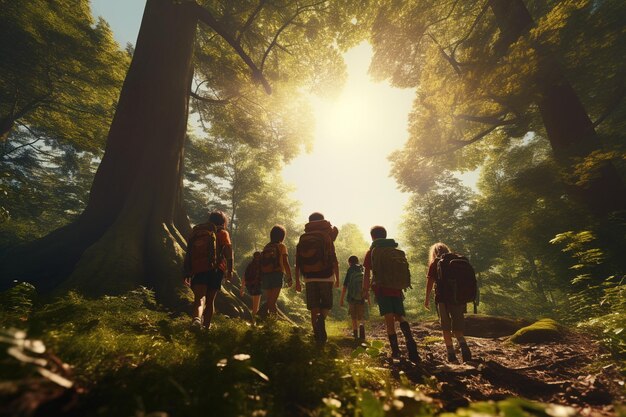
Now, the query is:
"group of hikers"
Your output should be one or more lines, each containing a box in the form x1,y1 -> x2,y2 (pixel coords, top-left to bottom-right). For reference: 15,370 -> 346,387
183,210 -> 477,364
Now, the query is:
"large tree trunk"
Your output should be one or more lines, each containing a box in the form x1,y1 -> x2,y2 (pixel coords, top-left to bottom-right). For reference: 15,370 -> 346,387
0,0 -> 246,315
489,0 -> 626,215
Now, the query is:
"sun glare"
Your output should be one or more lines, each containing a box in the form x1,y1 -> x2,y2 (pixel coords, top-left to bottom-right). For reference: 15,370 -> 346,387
283,43 -> 415,240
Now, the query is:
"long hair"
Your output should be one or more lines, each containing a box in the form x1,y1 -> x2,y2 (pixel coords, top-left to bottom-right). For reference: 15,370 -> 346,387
428,242 -> 450,265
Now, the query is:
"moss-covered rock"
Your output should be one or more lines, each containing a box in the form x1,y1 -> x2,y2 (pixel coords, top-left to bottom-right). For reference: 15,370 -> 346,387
509,318 -> 563,344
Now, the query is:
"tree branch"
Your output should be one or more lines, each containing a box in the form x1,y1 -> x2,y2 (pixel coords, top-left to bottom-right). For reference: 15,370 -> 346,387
424,124 -> 500,157
0,123 -> 44,159
427,33 -> 462,76
190,90 -> 232,104
261,0 -> 328,71
235,0 -> 267,43
193,3 -> 272,94
455,112 -> 516,125
451,1 -> 489,59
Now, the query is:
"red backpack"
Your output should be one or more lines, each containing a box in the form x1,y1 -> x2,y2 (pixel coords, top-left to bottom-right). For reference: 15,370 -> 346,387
435,253 -> 477,304
260,243 -> 282,274
186,223 -> 219,274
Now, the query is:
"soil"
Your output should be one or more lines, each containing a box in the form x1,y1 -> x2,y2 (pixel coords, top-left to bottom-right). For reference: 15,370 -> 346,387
362,319 -> 625,417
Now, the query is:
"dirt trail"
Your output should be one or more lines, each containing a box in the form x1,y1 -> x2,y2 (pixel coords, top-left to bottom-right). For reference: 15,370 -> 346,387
359,320 -> 624,416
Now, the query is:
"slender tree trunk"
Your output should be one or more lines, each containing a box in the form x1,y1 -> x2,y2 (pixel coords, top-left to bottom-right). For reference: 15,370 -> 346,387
0,116 -> 14,142
489,0 -> 626,214
526,255 -> 547,303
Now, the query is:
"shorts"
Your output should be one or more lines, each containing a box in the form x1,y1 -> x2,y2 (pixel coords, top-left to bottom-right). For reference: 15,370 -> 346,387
376,294 -> 405,316
349,303 -> 365,321
437,302 -> 466,332
246,282 -> 262,296
305,281 -> 333,310
191,269 -> 224,290
261,272 -> 284,290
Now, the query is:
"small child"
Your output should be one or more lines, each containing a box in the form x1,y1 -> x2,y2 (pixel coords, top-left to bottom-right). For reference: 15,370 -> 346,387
260,225 -> 292,315
340,255 -> 366,340
240,251 -> 262,315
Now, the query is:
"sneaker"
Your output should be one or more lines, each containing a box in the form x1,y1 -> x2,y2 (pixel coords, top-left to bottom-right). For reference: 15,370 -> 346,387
191,317 -> 202,329
460,343 -> 472,362
388,334 -> 401,358
447,350 -> 458,363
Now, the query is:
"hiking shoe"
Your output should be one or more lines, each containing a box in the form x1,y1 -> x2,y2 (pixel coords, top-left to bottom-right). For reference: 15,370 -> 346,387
446,349 -> 458,363
388,334 -> 401,358
460,343 -> 472,362
399,321 -> 420,363
317,315 -> 327,342
191,317 -> 202,329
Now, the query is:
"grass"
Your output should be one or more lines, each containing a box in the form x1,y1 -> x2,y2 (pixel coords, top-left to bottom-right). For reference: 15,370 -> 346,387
0,284 -> 585,417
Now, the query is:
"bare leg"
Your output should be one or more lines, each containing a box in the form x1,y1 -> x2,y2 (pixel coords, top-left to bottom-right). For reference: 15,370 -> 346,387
384,313 -> 396,335
191,283 -> 207,320
251,295 -> 261,315
203,289 -> 219,328
310,308 -> 320,329
453,330 -> 466,344
266,288 -> 281,314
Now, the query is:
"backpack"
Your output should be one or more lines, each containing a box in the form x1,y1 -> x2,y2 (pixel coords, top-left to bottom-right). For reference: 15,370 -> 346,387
435,253 -> 477,304
346,266 -> 364,302
260,243 -> 282,274
370,239 -> 411,290
187,222 -> 218,274
296,221 -> 335,277
244,258 -> 262,285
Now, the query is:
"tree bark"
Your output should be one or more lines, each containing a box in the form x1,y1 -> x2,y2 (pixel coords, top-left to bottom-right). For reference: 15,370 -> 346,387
0,0 -> 244,314
489,0 -> 626,214
0,116 -> 14,142
0,0 -> 269,319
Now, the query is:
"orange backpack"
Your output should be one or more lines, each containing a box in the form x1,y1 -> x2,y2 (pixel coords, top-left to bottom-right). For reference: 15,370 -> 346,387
187,223 -> 218,274
296,220 -> 336,277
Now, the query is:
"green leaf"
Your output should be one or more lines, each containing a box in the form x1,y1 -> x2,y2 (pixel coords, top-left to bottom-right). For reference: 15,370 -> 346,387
358,390 -> 385,417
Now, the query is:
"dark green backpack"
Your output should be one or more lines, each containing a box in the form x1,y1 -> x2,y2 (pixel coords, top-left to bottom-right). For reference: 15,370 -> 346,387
346,266 -> 364,302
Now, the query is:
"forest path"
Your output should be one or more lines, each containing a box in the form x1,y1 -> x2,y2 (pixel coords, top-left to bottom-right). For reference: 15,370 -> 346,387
340,320 -> 624,417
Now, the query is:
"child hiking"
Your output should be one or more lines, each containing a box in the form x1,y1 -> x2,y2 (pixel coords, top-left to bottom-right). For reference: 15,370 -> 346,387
241,251 -> 262,316
260,225 -> 292,315
295,212 -> 339,343
340,255 -> 367,340
363,226 -> 419,362
183,210 -> 234,330
424,242 -> 476,363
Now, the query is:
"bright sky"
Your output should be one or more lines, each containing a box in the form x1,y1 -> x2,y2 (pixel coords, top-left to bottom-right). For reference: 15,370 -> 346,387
91,1 -> 415,240
282,44 -> 413,240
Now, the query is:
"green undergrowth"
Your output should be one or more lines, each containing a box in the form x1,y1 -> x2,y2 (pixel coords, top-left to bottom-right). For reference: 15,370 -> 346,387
0,284 -> 595,417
